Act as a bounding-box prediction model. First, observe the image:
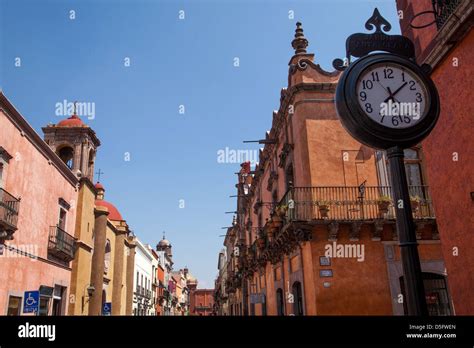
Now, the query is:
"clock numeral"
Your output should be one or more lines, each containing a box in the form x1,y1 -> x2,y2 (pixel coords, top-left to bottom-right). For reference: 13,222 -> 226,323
365,103 -> 373,113
401,71 -> 406,82
383,68 -> 394,79
371,71 -> 380,82
380,115 -> 385,124
391,115 -> 412,126
362,80 -> 373,90
416,92 -> 423,102
409,80 -> 416,90
359,91 -> 367,101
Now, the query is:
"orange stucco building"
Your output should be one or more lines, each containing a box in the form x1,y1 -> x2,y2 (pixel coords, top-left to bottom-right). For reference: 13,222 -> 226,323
217,22 -> 452,316
0,92 -> 78,315
396,0 -> 474,314
190,289 -> 215,316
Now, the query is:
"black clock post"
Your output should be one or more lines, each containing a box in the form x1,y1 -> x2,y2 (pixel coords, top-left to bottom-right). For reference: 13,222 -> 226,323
387,146 -> 428,316
333,8 -> 441,316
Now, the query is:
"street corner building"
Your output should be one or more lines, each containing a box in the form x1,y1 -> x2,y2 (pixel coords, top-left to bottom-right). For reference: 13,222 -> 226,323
0,92 -> 136,315
396,0 -> 474,315
214,22 -> 454,316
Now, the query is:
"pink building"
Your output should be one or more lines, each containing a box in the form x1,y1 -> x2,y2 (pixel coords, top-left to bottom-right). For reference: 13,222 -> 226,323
0,92 -> 79,315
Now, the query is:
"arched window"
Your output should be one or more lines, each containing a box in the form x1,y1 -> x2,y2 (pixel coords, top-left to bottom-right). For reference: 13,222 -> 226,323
399,273 -> 452,316
87,149 -> 95,177
57,146 -> 74,169
276,288 -> 285,316
292,281 -> 304,315
104,240 -> 111,274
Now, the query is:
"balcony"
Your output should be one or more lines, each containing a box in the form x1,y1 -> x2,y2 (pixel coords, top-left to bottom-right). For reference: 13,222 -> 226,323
432,0 -> 462,30
279,186 -> 435,222
0,188 -> 20,241
48,226 -> 75,261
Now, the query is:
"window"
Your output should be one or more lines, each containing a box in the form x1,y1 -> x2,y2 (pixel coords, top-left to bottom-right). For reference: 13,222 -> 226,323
104,240 -> 111,274
39,297 -> 50,316
52,285 -> 65,315
379,148 -> 425,189
399,273 -> 452,316
404,148 -> 423,186
292,282 -> 304,316
7,296 -> 22,315
58,208 -> 67,230
276,288 -> 285,316
57,146 -> 74,169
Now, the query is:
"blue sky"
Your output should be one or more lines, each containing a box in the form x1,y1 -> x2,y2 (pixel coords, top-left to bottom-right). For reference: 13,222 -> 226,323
0,0 -> 399,288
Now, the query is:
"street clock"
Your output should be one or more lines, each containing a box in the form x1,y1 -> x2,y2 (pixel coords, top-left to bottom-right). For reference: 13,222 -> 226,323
332,8 -> 442,316
336,53 -> 440,149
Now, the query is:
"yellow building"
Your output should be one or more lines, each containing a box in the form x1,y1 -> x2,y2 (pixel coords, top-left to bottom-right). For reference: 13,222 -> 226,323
43,113 -> 136,315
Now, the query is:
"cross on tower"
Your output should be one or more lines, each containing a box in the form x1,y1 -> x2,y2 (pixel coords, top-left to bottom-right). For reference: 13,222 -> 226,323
95,168 -> 104,182
73,100 -> 78,115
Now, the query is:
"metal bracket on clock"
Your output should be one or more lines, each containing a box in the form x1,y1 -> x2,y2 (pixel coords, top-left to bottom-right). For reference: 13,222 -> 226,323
332,8 -> 416,71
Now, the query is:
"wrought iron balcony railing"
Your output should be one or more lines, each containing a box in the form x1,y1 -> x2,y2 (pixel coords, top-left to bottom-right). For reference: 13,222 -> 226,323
48,225 -> 75,261
433,0 -> 462,29
279,186 -> 435,222
0,188 -> 20,238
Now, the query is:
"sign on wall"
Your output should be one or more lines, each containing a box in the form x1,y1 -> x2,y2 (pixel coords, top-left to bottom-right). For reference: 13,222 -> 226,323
23,291 -> 39,314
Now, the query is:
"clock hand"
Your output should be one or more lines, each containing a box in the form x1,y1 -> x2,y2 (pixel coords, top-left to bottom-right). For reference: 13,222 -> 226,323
384,82 -> 407,103
376,81 -> 399,103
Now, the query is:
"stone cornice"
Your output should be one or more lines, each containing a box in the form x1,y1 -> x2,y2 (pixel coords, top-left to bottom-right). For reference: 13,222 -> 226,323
0,92 -> 79,187
422,1 -> 474,69
75,239 -> 93,252
42,125 -> 101,147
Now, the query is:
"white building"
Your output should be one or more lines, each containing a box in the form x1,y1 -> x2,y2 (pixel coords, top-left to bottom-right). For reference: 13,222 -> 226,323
147,244 -> 159,316
156,235 -> 173,315
133,238 -> 154,316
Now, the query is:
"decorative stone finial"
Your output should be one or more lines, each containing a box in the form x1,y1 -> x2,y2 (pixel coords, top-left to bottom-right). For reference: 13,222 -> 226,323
292,22 -> 308,55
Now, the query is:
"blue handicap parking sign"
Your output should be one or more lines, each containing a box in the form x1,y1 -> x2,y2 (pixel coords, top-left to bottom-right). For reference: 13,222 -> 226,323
23,291 -> 39,313
102,302 -> 112,315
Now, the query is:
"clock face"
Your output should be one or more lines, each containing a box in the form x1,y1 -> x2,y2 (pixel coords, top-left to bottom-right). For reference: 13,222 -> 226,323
356,62 -> 429,129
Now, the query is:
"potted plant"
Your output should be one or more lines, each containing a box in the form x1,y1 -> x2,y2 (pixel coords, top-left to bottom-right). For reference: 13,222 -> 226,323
410,195 -> 421,212
317,200 -> 330,218
275,204 -> 288,217
377,195 -> 392,214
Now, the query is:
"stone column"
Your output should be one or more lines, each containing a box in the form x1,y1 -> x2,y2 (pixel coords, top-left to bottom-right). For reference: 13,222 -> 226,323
125,236 -> 136,315
88,206 -> 109,315
112,226 -> 127,315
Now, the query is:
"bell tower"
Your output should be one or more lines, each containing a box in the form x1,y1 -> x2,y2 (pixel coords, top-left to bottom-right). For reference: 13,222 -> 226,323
42,106 -> 100,181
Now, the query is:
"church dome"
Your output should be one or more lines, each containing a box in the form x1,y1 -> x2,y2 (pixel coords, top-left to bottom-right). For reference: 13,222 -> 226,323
95,200 -> 123,221
57,114 -> 86,127
158,238 -> 171,247
94,182 -> 123,221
